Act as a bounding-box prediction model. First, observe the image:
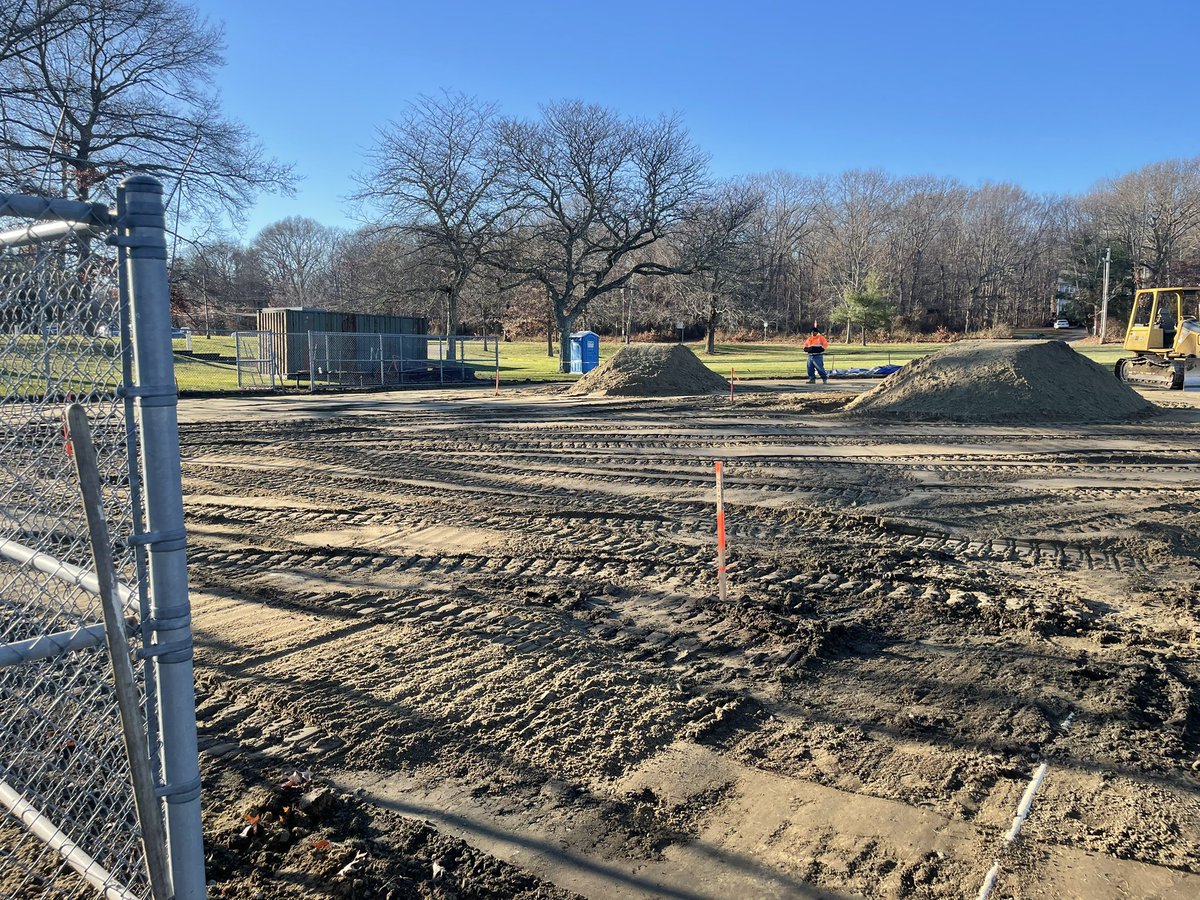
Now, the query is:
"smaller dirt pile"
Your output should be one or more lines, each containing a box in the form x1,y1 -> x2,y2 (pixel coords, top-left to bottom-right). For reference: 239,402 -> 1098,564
845,340 -> 1154,423
568,344 -> 730,397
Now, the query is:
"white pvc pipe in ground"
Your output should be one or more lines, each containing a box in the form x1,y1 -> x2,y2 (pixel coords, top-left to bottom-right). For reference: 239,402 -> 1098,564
1005,762 -> 1049,842
976,862 -> 1001,900
977,708 -> 1070,900
0,777 -> 140,900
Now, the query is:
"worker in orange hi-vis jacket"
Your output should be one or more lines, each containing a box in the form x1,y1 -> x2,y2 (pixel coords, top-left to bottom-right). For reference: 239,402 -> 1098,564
803,327 -> 829,384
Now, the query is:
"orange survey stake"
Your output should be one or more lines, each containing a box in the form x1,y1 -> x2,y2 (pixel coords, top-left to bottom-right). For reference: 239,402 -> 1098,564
715,460 -> 727,602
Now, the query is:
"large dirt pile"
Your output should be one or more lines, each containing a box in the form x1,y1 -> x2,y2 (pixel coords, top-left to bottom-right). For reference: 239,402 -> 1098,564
845,340 -> 1154,423
568,344 -> 730,397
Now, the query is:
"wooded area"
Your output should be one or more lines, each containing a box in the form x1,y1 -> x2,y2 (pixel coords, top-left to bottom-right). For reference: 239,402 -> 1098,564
5,2 -> 1200,367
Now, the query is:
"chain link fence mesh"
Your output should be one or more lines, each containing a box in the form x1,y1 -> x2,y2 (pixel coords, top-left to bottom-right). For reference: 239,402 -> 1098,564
0,216 -> 152,898
170,332 -> 274,393
307,332 -> 497,389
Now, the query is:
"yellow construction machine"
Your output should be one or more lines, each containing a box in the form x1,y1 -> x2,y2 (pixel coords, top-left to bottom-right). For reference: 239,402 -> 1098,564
1115,287 -> 1200,389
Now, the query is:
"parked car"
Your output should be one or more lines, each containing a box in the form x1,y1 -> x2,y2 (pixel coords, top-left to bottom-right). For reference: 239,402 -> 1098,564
1053,318 -> 1070,329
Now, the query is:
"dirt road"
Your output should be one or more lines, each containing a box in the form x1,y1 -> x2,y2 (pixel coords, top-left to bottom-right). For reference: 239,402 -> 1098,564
182,383 -> 1200,898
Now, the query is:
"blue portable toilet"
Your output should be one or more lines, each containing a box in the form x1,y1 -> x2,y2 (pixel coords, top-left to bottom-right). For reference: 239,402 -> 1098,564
569,331 -> 600,374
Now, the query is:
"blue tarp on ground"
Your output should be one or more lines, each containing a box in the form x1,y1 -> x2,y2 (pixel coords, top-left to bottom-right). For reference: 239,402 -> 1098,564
826,363 -> 903,379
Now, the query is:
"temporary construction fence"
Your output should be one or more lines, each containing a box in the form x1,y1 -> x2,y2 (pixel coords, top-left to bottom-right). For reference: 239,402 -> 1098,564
0,180 -> 204,899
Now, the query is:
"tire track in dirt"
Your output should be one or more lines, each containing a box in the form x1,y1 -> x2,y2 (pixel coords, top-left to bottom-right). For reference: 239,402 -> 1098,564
181,392 -> 1200,897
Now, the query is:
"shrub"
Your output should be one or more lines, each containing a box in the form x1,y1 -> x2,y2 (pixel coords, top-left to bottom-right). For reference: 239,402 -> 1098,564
930,325 -> 960,343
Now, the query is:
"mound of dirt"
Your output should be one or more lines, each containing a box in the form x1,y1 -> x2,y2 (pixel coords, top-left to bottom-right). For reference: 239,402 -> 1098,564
568,344 -> 729,397
845,340 -> 1154,423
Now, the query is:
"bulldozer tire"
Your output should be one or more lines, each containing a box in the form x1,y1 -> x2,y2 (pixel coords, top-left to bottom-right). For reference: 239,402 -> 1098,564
1114,358 -> 1130,382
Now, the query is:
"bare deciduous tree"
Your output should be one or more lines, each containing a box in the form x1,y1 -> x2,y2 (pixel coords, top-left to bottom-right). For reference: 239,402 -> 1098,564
674,180 -> 763,353
0,0 -> 76,66
747,171 -> 820,332
1088,158 -> 1200,288
817,169 -> 898,296
252,216 -> 337,308
353,91 -> 514,358
495,101 -> 708,372
0,0 -> 292,217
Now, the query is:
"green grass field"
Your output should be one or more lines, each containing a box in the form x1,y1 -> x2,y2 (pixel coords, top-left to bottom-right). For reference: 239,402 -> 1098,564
3,334 -> 1129,396
493,339 -> 1129,383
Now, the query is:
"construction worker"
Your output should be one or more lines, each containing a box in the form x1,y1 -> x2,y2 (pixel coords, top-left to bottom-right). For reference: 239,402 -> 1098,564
803,327 -> 829,384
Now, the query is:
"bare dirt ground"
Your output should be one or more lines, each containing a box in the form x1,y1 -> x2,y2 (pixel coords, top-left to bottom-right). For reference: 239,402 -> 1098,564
179,381 -> 1200,899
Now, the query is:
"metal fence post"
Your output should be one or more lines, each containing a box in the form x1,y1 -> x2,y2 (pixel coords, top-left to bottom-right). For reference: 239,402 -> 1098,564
234,331 -> 243,389
379,333 -> 385,386
308,330 -> 315,393
116,175 -> 206,900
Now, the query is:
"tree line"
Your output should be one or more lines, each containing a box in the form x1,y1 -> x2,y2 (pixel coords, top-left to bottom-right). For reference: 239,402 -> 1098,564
5,4 -> 1200,369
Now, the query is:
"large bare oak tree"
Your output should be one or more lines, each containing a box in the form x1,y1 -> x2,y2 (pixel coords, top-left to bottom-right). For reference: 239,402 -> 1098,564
353,91 -> 513,358
495,102 -> 708,371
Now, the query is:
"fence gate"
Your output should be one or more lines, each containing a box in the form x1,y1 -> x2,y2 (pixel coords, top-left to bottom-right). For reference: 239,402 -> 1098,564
0,180 -> 205,899
232,330 -> 277,390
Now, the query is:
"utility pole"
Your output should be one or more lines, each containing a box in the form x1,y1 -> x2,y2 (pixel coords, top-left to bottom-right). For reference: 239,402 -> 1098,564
1099,247 -> 1111,343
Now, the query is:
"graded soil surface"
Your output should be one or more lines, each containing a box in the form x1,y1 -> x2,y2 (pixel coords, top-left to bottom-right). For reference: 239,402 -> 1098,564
181,383 -> 1200,899
846,340 -> 1154,423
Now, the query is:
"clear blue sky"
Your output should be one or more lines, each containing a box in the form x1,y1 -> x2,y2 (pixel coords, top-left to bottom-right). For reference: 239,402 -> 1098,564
201,0 -> 1200,238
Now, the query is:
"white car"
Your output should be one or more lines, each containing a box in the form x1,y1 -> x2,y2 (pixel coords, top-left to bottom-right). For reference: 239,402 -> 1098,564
1053,318 -> 1070,329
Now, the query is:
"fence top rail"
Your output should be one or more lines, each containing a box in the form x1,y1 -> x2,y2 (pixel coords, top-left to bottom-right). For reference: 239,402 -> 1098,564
0,193 -> 115,228
304,331 -> 498,340
0,219 -> 110,250
0,537 -> 138,612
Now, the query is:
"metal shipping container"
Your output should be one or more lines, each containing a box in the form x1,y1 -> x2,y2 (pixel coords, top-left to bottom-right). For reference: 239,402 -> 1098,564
257,307 -> 428,378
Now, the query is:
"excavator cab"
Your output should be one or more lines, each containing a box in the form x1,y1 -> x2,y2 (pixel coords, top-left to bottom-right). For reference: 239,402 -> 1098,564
1118,287 -> 1200,388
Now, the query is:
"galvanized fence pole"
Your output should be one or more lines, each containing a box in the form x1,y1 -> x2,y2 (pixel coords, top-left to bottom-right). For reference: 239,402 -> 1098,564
117,175 -> 206,899
234,331 -> 243,389
308,330 -> 316,393
115,214 -> 162,781
379,334 -> 385,386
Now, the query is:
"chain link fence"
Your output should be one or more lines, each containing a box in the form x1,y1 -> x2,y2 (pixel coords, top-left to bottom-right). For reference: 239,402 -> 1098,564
307,332 -> 498,390
164,331 -> 502,393
0,181 -> 204,899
